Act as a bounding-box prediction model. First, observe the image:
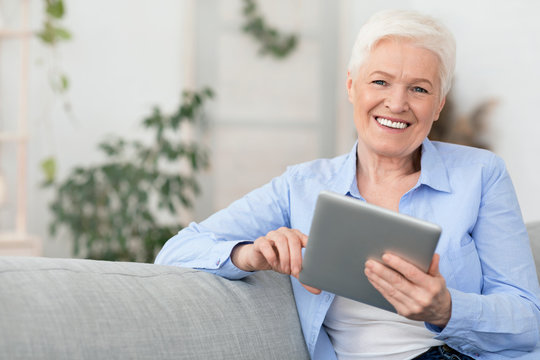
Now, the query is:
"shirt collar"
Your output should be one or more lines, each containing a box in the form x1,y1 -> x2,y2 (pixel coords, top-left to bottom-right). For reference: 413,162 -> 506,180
330,141 -> 360,197
329,138 -> 452,196
418,138 -> 452,193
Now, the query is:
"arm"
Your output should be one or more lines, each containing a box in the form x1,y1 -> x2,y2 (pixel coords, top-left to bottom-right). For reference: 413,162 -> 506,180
432,155 -> 540,355
365,155 -> 540,356
155,169 -> 293,279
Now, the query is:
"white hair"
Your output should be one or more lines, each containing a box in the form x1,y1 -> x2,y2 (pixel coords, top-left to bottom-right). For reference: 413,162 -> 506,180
348,10 -> 456,97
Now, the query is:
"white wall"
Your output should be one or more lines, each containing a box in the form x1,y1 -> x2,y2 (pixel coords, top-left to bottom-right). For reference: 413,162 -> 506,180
342,0 -> 540,223
192,0 -> 339,216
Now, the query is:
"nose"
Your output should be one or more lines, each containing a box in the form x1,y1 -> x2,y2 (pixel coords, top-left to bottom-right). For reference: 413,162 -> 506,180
385,87 -> 409,113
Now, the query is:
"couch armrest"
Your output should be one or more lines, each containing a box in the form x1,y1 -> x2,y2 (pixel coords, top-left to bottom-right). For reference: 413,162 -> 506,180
0,257 -> 309,360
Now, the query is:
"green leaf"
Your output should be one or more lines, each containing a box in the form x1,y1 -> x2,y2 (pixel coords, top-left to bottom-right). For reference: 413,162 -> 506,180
60,74 -> 69,91
54,27 -> 71,41
41,156 -> 57,184
241,0 -> 298,59
203,87 -> 215,98
36,23 -> 55,44
46,0 -> 65,18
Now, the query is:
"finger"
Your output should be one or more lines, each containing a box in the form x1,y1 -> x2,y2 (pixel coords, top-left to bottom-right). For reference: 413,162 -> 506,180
275,228 -> 305,275
364,266 -> 410,312
290,229 -> 308,247
271,233 -> 291,274
365,261 -> 417,306
427,253 -> 441,277
381,253 -> 428,285
256,237 -> 279,270
366,258 -> 411,287
366,259 -> 449,321
288,235 -> 303,278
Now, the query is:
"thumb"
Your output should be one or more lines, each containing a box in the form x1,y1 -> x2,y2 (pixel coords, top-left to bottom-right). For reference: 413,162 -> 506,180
293,273 -> 321,295
428,253 -> 441,276
301,282 -> 322,295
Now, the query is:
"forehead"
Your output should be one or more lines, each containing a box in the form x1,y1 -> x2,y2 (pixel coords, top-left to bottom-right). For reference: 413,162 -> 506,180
362,38 -> 440,85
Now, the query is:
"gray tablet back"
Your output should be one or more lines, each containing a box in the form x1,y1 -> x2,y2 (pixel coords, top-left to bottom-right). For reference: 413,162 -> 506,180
299,191 -> 441,312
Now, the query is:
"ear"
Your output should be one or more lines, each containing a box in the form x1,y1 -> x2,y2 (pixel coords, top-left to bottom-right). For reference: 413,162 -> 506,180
433,96 -> 446,121
346,72 -> 354,103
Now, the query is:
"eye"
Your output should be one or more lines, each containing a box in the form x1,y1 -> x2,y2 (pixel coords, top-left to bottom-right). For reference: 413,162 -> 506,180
372,80 -> 387,86
412,86 -> 428,94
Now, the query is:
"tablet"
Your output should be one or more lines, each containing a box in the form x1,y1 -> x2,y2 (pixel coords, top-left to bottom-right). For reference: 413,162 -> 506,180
299,190 -> 441,312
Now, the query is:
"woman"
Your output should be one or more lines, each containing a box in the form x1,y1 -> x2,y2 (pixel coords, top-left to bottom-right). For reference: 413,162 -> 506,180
155,10 -> 540,359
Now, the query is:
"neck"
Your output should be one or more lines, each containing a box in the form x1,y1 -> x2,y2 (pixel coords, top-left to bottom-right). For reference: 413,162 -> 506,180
356,142 -> 421,185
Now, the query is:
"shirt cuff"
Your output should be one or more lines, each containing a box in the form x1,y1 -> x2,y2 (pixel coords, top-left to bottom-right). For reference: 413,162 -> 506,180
198,240 -> 254,280
426,288 -> 483,355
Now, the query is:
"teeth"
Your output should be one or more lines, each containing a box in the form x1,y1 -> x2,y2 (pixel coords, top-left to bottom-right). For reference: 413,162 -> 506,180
376,117 -> 408,129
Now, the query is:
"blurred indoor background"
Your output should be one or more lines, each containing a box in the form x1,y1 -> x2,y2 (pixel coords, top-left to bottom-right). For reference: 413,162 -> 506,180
1,0 -> 539,260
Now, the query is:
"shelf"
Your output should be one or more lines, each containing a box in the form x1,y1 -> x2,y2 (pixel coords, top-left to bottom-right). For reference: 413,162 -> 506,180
0,0 -> 41,258
0,232 -> 41,256
0,29 -> 33,38
0,132 -> 27,142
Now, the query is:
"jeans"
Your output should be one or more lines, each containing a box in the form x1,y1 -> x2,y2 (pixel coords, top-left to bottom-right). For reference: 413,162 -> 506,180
413,345 -> 476,360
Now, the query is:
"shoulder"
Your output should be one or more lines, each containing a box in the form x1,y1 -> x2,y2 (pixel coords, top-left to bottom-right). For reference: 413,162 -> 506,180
285,152 -> 352,183
429,141 -> 510,192
430,140 -> 504,170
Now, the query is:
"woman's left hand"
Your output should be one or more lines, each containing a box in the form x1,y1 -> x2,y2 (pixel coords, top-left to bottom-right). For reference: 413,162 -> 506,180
365,253 -> 451,328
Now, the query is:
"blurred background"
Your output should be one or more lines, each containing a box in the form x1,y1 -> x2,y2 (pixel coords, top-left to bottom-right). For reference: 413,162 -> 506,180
1,0 -> 539,261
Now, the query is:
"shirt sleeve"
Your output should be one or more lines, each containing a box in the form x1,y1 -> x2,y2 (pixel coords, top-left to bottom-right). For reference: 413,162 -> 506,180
427,155 -> 540,357
154,168 -> 293,280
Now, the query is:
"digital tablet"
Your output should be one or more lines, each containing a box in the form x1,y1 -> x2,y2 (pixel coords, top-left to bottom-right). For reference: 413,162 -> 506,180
299,190 -> 441,312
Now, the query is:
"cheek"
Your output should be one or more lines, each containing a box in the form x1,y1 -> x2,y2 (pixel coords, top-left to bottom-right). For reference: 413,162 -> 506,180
353,90 -> 379,113
416,101 -> 442,123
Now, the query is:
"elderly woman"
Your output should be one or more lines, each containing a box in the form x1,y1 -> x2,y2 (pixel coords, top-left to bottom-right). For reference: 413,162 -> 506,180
155,10 -> 540,360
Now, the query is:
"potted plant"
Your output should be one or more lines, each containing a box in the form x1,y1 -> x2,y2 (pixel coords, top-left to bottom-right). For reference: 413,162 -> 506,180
47,88 -> 214,263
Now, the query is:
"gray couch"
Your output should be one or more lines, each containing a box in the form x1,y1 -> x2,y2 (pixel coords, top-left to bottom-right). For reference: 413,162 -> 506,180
1,223 -> 539,360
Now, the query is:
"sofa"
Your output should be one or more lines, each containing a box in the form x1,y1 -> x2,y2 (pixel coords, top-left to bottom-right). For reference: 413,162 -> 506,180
1,222 -> 539,360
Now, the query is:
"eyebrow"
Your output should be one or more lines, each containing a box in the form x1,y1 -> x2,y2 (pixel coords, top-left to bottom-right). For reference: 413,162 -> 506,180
369,71 -> 434,88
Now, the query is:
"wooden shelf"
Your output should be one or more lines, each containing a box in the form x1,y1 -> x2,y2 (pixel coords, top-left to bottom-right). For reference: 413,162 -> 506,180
0,29 -> 33,38
0,232 -> 41,256
0,132 -> 27,142
0,0 -> 41,256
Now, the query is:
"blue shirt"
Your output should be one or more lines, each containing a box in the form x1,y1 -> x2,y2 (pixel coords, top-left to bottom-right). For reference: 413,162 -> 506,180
155,138 -> 540,359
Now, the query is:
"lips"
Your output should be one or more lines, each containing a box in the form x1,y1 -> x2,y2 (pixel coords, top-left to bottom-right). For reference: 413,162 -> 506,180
375,116 -> 410,129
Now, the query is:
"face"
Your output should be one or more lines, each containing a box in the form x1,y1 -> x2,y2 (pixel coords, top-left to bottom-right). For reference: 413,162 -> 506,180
347,38 -> 446,160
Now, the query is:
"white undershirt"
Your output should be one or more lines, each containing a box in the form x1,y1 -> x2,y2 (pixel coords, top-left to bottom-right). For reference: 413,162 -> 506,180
323,296 -> 444,360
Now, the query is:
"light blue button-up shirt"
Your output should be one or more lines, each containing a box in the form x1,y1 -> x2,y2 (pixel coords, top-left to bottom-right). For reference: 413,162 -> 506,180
155,138 -> 540,359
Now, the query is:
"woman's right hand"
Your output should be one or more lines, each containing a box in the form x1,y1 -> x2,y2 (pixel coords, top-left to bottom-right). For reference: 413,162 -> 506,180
231,227 -> 321,294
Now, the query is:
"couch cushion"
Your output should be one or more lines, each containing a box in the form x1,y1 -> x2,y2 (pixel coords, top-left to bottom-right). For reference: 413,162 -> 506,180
0,257 -> 309,360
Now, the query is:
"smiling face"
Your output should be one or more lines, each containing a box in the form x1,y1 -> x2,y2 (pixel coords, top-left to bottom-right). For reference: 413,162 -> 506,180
347,38 -> 446,161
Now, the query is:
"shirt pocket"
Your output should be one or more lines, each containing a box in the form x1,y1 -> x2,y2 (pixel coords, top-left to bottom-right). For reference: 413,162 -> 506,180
441,234 -> 483,293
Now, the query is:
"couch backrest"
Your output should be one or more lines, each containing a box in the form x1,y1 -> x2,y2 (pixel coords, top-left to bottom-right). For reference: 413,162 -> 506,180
0,257 -> 309,360
1,223 -> 539,359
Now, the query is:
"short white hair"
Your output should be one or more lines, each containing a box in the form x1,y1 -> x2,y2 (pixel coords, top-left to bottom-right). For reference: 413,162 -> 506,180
348,10 -> 456,97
